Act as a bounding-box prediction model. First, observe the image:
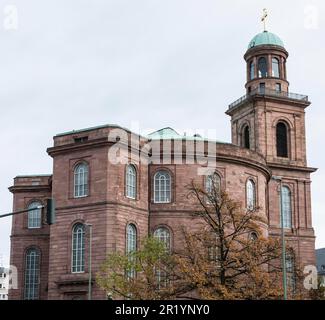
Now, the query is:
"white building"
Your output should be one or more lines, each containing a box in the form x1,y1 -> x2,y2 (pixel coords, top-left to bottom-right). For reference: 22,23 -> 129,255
0,267 -> 9,300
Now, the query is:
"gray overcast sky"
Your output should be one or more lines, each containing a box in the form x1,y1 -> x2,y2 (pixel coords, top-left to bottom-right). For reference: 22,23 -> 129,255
0,0 -> 324,266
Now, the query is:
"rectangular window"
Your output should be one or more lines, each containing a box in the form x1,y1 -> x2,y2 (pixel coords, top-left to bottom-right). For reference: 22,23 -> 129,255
74,164 -> 89,198
74,136 -> 88,143
259,83 -> 265,94
276,83 -> 281,93
28,208 -> 42,229
154,171 -> 171,203
281,187 -> 292,229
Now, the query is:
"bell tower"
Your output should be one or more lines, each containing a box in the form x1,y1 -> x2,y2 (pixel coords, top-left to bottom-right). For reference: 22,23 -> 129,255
226,21 -> 316,272
244,32 -> 289,95
226,29 -> 310,167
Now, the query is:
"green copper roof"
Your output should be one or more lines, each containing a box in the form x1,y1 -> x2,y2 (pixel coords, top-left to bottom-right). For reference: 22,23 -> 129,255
248,31 -> 284,49
147,127 -> 182,140
147,127 -> 225,143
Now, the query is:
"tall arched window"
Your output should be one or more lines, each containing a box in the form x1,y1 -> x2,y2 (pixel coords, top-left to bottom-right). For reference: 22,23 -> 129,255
276,122 -> 289,158
72,223 -> 85,273
243,125 -> 250,149
258,57 -> 268,78
206,173 -> 221,199
27,201 -> 42,229
246,179 -> 256,210
74,163 -> 89,198
281,186 -> 292,229
154,171 -> 171,203
24,248 -> 40,300
249,61 -> 255,80
126,224 -> 137,278
154,227 -> 171,252
154,227 -> 171,288
286,252 -> 296,292
126,224 -> 137,253
126,164 -> 137,199
272,57 -> 280,78
208,232 -> 220,263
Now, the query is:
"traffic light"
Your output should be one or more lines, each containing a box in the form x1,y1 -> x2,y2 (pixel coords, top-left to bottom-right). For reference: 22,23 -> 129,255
46,198 -> 56,225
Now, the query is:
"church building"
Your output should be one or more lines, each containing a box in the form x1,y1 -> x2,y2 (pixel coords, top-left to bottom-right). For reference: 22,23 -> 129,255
8,29 -> 317,300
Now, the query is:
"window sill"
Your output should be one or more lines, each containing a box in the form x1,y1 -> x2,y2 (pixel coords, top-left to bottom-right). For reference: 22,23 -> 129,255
126,196 -> 137,200
153,201 -> 172,204
73,195 -> 89,199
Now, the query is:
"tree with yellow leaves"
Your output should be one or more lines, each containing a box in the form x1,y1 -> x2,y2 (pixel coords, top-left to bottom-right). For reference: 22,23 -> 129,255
172,178 -> 286,299
96,174 -> 303,300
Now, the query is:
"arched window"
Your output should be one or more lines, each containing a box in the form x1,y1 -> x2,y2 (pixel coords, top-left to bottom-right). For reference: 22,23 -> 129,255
286,252 -> 296,292
272,57 -> 280,78
74,163 -> 89,198
154,171 -> 171,203
281,186 -> 292,229
250,61 -> 255,80
72,223 -> 85,273
276,122 -> 289,158
154,227 -> 171,289
154,227 -> 171,252
126,164 -> 137,199
207,232 -> 220,263
206,173 -> 221,202
27,201 -> 42,229
126,224 -> 137,278
246,179 -> 256,210
243,125 -> 250,149
24,248 -> 40,300
126,224 -> 137,254
258,57 -> 268,78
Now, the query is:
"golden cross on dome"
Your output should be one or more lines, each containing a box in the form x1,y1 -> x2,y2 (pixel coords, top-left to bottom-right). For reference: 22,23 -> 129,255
261,8 -> 268,31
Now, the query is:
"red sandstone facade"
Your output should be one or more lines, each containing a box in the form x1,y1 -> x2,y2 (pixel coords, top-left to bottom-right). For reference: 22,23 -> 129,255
8,31 -> 317,300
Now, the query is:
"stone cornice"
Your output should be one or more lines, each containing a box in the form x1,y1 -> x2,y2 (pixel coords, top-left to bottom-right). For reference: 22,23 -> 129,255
55,200 -> 149,214
47,137 -> 111,157
8,185 -> 52,194
267,162 -> 317,173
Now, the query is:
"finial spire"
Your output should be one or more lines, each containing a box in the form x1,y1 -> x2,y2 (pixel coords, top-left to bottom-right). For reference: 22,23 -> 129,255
261,8 -> 268,31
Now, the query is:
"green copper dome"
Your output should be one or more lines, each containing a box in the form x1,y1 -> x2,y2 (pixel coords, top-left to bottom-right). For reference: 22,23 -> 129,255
248,31 -> 285,49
